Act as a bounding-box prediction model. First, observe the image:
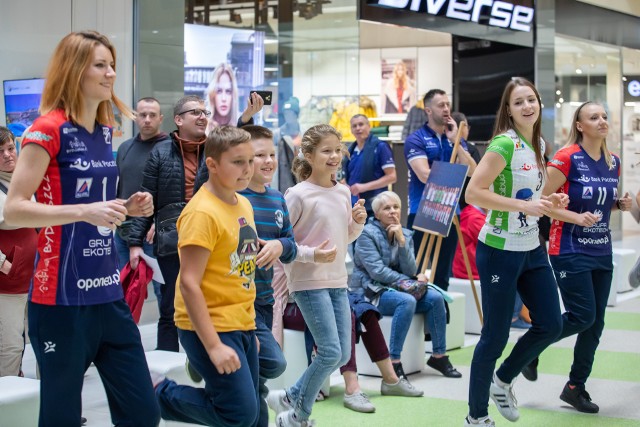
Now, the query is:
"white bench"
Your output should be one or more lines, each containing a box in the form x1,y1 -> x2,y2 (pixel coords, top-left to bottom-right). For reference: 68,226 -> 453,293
449,277 -> 483,334
613,248 -> 637,293
265,328 -> 330,397
0,376 -> 40,427
356,313 -> 425,377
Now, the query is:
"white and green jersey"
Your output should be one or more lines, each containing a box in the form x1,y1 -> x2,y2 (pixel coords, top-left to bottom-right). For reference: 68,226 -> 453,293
478,129 -> 545,251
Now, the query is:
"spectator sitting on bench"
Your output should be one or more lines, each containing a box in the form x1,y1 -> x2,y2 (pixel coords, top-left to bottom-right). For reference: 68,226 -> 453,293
350,191 -> 462,378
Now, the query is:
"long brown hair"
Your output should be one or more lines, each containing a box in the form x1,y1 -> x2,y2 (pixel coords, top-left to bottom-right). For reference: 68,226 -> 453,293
566,101 -> 614,170
493,77 -> 545,173
40,31 -> 132,126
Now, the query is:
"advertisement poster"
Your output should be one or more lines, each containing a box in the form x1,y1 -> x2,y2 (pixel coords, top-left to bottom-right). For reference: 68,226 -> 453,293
380,58 -> 416,114
413,161 -> 469,237
184,24 -> 264,127
3,78 -> 45,137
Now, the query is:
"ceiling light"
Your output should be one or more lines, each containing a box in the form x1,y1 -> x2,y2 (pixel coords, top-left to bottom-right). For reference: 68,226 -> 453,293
575,68 -> 583,74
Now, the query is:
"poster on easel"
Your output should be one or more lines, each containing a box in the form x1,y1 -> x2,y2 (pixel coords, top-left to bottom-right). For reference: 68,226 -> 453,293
412,161 -> 469,237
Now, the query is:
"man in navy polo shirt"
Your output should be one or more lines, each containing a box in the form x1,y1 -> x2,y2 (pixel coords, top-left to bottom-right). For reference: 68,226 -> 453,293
343,114 -> 396,215
404,89 -> 476,290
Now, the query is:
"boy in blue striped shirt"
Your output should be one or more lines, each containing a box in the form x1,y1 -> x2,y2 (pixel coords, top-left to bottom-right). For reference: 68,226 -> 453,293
240,125 -> 297,427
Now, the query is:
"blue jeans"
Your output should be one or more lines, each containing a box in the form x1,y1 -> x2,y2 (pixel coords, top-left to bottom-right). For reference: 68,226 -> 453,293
29,300 -> 160,427
114,233 -> 162,310
468,242 -> 562,419
377,288 -> 447,358
288,288 -> 351,421
551,254 -> 613,386
255,304 -> 287,427
157,329 -> 260,427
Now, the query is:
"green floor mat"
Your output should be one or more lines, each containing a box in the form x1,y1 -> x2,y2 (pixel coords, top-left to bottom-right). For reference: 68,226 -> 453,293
448,344 -> 640,382
307,386 -> 638,426
604,311 -> 640,331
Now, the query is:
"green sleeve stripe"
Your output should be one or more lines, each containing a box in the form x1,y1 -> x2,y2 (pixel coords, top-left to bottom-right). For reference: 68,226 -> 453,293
486,135 -> 514,165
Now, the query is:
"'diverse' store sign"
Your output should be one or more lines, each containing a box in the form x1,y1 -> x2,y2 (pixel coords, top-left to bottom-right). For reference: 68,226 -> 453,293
361,0 -> 536,47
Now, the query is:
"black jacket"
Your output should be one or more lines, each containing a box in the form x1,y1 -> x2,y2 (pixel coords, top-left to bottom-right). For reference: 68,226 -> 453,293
126,132 -> 205,251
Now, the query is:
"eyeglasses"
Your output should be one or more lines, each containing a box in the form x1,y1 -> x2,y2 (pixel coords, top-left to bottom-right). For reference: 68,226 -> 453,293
177,108 -> 211,118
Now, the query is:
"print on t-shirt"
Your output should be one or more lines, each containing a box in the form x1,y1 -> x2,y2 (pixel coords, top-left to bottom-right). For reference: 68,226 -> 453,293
229,217 -> 258,290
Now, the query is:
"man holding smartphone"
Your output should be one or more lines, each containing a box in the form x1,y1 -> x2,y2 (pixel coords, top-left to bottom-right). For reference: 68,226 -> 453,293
404,89 -> 477,290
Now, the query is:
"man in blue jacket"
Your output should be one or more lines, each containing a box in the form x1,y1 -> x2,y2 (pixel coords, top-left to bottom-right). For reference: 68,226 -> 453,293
343,114 -> 396,216
404,89 -> 476,290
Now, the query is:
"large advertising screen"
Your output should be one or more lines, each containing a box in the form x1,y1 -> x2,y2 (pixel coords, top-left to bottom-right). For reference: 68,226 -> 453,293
184,24 -> 265,127
3,78 -> 45,137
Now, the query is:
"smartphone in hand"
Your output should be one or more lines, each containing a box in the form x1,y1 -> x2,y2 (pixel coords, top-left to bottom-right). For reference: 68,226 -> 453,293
251,90 -> 272,105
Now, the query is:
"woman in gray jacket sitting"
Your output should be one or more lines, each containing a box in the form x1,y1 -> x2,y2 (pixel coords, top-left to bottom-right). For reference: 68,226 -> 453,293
350,191 -> 461,379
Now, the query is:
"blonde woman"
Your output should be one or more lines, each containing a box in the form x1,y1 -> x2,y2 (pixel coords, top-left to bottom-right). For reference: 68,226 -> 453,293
204,62 -> 263,133
383,60 -> 416,114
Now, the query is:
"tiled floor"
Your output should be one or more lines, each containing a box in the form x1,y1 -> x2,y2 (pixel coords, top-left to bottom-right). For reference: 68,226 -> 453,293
17,232 -> 640,426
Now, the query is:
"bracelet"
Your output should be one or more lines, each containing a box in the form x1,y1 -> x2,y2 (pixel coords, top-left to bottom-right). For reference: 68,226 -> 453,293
616,199 -> 623,211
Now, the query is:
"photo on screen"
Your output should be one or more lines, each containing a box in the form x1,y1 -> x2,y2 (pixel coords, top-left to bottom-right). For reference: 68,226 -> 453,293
184,24 -> 265,127
3,78 -> 45,137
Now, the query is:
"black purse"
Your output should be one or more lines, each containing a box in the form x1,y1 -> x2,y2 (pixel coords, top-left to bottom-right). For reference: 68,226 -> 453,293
155,202 -> 186,257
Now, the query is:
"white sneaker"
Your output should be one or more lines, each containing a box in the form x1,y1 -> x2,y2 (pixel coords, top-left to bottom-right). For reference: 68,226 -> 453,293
267,389 -> 293,417
381,378 -> 424,397
276,409 -> 316,427
343,391 -> 375,413
464,415 -> 496,426
489,373 -> 520,422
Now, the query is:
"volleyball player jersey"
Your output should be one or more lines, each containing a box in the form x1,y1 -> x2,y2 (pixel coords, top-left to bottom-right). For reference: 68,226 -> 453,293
478,130 -> 544,251
547,144 -> 620,256
23,109 -> 123,306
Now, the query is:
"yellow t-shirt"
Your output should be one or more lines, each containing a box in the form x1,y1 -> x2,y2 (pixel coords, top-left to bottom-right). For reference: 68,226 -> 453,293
174,188 -> 258,332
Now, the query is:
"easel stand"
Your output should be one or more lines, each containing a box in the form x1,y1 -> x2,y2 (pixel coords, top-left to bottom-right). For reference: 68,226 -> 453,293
414,122 -> 483,326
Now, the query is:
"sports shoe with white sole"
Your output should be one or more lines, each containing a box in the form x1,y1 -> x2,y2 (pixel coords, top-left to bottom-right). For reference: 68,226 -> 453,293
343,391 -> 375,413
381,378 -> 424,397
267,389 -> 293,417
489,373 -> 520,422
276,409 -> 316,427
464,415 -> 496,426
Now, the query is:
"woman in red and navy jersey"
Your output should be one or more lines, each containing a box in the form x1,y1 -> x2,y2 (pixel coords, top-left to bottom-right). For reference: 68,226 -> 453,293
4,31 -> 160,427
537,101 -> 632,414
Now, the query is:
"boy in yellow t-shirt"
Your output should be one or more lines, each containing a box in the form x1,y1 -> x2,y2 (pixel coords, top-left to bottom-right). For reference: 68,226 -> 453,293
154,126 -> 260,427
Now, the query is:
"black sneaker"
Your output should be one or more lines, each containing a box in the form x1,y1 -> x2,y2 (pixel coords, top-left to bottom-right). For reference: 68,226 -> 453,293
522,356 -> 538,381
426,355 -> 462,378
559,382 -> 599,413
392,361 -> 408,380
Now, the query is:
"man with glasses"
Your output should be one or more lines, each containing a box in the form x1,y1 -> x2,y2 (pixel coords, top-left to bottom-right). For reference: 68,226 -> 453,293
115,97 -> 169,313
127,95 -> 212,351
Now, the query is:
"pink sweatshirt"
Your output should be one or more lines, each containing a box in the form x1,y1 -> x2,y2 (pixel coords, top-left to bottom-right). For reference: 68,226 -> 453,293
284,181 -> 364,293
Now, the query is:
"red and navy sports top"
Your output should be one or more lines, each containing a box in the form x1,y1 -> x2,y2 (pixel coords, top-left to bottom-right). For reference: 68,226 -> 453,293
548,144 -> 620,257
23,109 -> 124,306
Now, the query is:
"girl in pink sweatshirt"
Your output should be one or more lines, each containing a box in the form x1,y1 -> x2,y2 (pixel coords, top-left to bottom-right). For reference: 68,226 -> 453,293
267,124 -> 366,427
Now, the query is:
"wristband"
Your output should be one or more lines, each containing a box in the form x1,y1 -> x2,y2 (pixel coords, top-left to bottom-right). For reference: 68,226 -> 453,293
616,199 -> 623,211
0,252 -> 6,269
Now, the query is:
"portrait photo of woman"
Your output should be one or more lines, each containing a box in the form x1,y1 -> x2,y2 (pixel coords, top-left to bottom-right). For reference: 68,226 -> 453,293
382,59 -> 416,114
